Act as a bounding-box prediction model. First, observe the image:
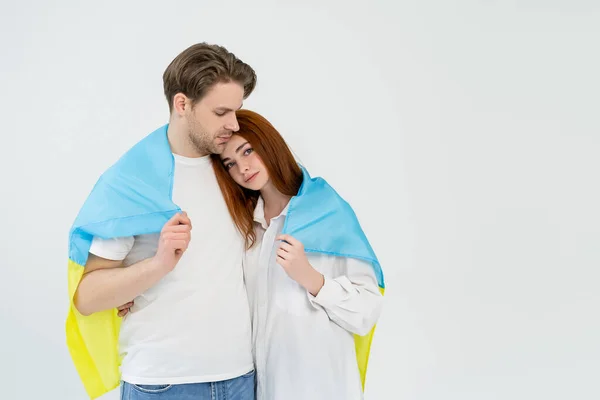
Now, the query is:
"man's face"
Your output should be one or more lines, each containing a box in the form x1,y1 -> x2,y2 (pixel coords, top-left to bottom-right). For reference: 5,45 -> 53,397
185,81 -> 244,156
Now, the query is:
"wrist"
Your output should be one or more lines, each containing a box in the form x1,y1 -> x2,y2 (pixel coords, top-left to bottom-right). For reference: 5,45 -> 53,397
148,255 -> 170,274
305,268 -> 324,297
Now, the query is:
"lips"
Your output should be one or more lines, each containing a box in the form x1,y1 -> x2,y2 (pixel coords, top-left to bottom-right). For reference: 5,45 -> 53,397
244,172 -> 259,182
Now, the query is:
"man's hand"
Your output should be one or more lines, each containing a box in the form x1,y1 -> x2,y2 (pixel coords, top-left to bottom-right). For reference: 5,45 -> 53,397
117,301 -> 134,317
153,211 -> 192,272
113,212 -> 191,318
275,234 -> 324,296
74,212 -> 192,316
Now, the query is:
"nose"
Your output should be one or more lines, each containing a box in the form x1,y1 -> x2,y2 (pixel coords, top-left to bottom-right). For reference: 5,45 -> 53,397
236,159 -> 250,174
224,113 -> 239,132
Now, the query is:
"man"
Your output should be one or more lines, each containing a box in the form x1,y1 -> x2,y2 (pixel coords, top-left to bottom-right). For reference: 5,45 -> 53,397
66,43 -> 257,400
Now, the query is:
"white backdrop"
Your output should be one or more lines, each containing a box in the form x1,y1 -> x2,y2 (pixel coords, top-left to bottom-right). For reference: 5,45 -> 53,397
1,1 -> 599,399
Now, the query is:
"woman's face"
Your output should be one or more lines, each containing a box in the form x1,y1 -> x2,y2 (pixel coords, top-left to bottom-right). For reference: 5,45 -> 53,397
220,134 -> 269,191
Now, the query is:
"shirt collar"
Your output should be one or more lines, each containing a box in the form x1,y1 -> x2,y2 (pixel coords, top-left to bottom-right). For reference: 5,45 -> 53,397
253,196 -> 290,230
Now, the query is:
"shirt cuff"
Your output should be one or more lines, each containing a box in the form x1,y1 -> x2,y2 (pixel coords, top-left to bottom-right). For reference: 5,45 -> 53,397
307,276 -> 343,309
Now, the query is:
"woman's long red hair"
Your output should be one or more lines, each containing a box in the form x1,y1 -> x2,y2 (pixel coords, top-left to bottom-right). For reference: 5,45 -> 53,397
211,109 -> 303,249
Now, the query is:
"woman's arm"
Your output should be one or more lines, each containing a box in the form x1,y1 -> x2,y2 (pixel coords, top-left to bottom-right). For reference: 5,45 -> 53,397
307,256 -> 383,336
274,234 -> 383,336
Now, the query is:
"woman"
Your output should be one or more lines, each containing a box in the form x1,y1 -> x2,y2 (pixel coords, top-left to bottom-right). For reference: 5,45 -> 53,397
211,109 -> 385,400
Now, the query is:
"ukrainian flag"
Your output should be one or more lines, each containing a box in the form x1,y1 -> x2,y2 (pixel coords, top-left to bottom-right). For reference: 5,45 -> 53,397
66,125 -> 384,398
282,166 -> 385,390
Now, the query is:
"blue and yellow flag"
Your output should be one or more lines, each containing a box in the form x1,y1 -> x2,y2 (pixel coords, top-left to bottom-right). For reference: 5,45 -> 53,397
282,167 -> 385,390
66,124 -> 384,398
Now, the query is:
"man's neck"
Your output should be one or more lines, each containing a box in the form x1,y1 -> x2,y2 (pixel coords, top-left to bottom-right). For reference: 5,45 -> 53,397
167,118 -> 207,158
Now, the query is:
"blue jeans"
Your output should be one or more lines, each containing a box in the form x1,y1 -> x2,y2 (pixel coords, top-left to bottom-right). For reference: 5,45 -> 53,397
120,370 -> 256,400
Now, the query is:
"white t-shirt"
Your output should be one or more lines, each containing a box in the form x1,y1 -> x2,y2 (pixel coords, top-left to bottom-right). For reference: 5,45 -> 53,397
89,153 -> 253,385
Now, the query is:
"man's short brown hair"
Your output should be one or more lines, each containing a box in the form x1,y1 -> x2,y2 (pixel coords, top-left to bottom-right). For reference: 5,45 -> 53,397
163,43 -> 257,112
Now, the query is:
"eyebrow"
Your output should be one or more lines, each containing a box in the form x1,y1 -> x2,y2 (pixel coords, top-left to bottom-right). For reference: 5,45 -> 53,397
221,142 -> 249,163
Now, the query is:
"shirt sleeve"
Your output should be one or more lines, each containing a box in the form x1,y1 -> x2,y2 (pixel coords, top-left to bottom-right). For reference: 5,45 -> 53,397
307,256 -> 383,336
88,236 -> 135,261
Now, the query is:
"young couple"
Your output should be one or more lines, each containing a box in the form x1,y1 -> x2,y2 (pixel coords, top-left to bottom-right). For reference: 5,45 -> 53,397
66,42 -> 384,400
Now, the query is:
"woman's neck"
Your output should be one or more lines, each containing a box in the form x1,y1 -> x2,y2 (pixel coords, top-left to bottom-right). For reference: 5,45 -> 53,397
260,182 -> 292,224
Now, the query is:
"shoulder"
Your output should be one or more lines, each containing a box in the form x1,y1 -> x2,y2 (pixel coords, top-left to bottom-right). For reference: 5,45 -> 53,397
89,235 -> 135,261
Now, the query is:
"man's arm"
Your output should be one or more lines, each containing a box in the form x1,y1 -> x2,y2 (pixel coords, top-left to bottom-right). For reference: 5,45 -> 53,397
73,254 -> 166,316
73,211 -> 192,316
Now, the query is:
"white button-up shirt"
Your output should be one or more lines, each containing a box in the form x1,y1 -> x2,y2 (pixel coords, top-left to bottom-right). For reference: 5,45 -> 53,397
244,197 -> 383,400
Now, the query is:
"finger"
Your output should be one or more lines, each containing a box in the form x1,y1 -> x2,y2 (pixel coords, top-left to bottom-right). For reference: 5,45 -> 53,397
164,225 -> 192,234
276,234 -> 300,247
163,232 -> 190,239
163,237 -> 190,250
179,211 -> 192,228
163,232 -> 191,242
117,302 -> 133,310
166,212 -> 184,226
171,240 -> 189,251
118,308 -> 129,317
278,242 -> 293,253
166,237 -> 190,255
166,212 -> 192,228
180,211 -> 192,229
276,249 -> 288,260
276,256 -> 288,268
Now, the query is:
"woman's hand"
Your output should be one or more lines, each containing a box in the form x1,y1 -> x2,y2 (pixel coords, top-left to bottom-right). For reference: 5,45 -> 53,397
276,234 -> 324,296
117,300 -> 134,317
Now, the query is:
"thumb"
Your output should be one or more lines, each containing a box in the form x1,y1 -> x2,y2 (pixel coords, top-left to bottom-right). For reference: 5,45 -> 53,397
180,211 -> 192,228
166,213 -> 182,226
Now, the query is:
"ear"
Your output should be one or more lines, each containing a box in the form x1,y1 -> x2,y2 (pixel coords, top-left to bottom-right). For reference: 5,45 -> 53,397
172,93 -> 189,116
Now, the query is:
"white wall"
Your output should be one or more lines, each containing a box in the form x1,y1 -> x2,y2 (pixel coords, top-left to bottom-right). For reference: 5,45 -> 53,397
1,1 -> 598,399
